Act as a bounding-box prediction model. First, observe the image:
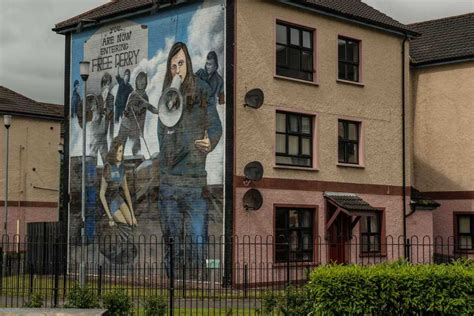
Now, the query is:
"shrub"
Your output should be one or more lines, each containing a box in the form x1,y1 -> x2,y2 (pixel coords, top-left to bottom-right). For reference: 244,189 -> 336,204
64,285 -> 100,309
259,287 -> 313,316
24,292 -> 43,308
103,289 -> 133,316
307,260 -> 474,315
259,291 -> 279,315
143,295 -> 167,316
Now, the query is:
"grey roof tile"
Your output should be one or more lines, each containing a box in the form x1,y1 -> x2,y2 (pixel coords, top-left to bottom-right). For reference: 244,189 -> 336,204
409,13 -> 474,65
54,0 -> 417,35
324,192 -> 380,212
0,86 -> 63,120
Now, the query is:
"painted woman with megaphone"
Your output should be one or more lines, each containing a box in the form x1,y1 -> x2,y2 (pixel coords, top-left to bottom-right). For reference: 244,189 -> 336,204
157,42 -> 222,278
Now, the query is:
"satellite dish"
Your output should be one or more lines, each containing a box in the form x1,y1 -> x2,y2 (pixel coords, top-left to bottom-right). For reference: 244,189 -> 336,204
243,189 -> 263,211
244,88 -> 264,109
244,161 -> 264,182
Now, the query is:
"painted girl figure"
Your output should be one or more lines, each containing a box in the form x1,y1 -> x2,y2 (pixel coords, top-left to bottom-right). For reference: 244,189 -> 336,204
99,137 -> 137,228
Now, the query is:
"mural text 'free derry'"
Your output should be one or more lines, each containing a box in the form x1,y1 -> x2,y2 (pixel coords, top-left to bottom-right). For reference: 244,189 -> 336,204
91,25 -> 142,72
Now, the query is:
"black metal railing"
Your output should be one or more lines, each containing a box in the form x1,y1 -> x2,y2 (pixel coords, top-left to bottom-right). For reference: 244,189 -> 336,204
0,234 -> 469,314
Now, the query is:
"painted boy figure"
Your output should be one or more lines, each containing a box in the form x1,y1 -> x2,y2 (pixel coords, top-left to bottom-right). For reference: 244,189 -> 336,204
117,72 -> 159,155
99,72 -> 115,140
158,42 -> 222,275
196,51 -> 225,105
71,80 -> 81,118
115,68 -> 134,123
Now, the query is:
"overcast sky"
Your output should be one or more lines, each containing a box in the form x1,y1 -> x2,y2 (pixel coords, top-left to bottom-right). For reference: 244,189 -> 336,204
0,0 -> 472,104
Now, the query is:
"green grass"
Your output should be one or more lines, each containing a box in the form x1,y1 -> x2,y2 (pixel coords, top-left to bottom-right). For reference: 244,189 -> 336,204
133,307 -> 259,315
0,274 -> 278,300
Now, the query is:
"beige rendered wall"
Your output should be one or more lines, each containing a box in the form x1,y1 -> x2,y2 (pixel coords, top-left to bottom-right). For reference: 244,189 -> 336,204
412,61 -> 474,192
0,115 -> 61,203
234,0 -> 410,187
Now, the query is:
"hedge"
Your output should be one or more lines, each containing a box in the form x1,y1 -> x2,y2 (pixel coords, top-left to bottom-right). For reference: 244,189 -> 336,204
306,260 -> 474,315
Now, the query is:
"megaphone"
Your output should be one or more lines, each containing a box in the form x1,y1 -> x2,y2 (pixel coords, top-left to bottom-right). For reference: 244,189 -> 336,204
158,75 -> 184,127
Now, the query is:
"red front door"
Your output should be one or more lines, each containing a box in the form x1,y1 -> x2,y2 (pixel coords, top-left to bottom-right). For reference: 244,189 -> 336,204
328,212 -> 350,263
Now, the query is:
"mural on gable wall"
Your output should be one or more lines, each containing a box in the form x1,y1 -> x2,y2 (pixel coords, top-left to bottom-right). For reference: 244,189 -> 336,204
69,0 -> 225,268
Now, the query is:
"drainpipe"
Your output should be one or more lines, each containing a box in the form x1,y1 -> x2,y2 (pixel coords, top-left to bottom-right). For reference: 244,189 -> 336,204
402,35 -> 408,258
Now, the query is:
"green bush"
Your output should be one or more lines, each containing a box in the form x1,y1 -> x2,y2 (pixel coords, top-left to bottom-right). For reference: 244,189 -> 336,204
103,289 -> 133,316
24,292 -> 44,308
143,295 -> 167,316
259,287 -> 313,316
64,285 -> 100,309
307,260 -> 474,315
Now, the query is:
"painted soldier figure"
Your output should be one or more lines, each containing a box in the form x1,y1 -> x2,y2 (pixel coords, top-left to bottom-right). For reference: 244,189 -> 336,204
117,72 -> 158,156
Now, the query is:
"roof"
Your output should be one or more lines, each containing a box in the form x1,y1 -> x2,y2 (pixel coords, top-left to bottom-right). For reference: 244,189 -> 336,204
324,192 -> 380,215
410,189 -> 440,210
53,0 -> 165,32
0,86 -> 64,121
293,0 -> 417,36
53,0 -> 418,36
409,13 -> 474,66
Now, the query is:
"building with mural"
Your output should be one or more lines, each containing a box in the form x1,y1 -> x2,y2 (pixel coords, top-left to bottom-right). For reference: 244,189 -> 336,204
53,0 -> 473,284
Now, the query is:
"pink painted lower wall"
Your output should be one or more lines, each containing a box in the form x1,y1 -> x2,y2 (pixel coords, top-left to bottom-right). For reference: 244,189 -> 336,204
233,187 -> 408,285
0,206 -> 58,241
432,199 -> 474,259
406,210 -> 434,263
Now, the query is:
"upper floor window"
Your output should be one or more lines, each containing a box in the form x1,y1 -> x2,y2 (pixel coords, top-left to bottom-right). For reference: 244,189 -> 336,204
276,111 -> 313,168
275,207 -> 314,262
338,37 -> 360,82
361,214 -> 381,253
456,215 -> 474,250
276,22 -> 314,81
338,120 -> 360,164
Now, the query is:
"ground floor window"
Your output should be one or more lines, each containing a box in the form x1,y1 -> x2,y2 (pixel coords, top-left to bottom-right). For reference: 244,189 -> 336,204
360,213 -> 382,253
456,214 -> 474,250
275,207 -> 314,262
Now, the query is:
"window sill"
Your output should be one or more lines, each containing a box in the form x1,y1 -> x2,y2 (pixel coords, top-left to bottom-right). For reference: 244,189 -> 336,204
272,261 -> 317,268
337,163 -> 365,169
275,75 -> 319,86
359,252 -> 386,258
454,249 -> 474,254
336,79 -> 365,87
274,165 -> 319,172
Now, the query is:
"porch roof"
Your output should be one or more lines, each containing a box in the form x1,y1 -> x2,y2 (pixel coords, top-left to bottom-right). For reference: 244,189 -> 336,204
324,192 -> 379,217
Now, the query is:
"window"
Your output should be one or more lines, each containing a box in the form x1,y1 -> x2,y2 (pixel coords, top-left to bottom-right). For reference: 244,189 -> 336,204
276,111 -> 313,167
361,213 -> 381,253
275,207 -> 314,262
338,37 -> 360,82
338,120 -> 360,164
276,22 -> 314,81
456,215 -> 474,250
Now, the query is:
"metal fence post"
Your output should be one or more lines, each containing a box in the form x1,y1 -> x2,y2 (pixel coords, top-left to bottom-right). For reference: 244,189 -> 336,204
243,263 -> 248,298
169,237 -> 174,316
98,265 -> 103,297
29,263 -> 34,294
286,238 -> 291,288
53,236 -> 59,307
405,239 -> 411,263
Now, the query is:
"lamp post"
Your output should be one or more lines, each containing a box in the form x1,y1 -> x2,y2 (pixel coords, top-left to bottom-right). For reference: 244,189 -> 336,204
3,115 -> 11,238
79,61 -> 90,288
58,142 -> 64,223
